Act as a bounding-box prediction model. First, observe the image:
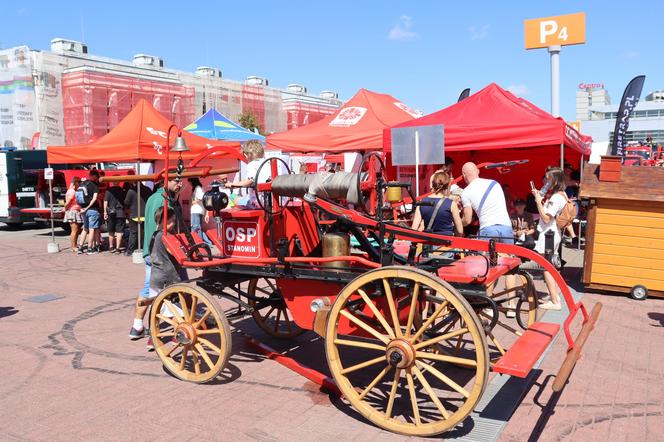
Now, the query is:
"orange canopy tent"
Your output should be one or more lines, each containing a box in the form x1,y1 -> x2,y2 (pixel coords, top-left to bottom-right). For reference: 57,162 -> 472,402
266,88 -> 421,153
47,99 -> 244,164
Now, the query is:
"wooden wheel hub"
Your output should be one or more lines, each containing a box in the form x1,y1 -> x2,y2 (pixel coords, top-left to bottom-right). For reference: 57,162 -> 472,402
386,339 -> 415,369
174,323 -> 197,346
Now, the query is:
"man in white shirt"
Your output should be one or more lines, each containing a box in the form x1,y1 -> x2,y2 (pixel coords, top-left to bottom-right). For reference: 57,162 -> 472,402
460,162 -> 516,310
460,162 -> 513,244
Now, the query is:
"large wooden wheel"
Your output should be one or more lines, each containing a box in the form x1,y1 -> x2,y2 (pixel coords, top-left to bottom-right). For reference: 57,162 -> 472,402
247,278 -> 305,339
325,267 -> 489,437
149,283 -> 232,383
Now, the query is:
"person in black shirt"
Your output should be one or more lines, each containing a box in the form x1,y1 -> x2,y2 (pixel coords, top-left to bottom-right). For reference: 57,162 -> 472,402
81,170 -> 101,254
511,198 -> 536,248
123,181 -> 152,256
104,182 -> 127,253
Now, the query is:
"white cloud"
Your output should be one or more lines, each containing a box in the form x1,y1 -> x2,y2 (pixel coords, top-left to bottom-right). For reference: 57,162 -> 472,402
388,15 -> 419,42
620,51 -> 640,60
507,84 -> 530,96
468,24 -> 490,41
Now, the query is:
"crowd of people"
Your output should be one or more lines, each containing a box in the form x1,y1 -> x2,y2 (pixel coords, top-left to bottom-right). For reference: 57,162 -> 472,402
411,159 -> 581,312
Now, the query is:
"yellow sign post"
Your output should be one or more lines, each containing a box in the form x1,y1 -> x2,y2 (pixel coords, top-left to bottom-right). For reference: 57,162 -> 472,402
524,12 -> 586,50
524,12 -> 586,168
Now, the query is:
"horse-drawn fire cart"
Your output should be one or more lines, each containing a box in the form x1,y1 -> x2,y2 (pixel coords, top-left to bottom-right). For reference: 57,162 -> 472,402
129,149 -> 600,437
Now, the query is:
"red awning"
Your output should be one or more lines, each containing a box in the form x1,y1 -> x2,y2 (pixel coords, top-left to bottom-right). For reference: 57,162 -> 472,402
384,83 -> 592,155
47,99 -> 244,164
267,89 -> 420,153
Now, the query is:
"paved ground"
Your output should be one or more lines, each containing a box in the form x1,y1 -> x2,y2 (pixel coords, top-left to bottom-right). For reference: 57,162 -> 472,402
0,225 -> 662,441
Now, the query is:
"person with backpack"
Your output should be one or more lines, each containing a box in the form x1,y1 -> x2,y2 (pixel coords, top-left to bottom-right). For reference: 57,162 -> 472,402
103,181 -> 127,254
78,170 -> 102,254
532,166 -> 575,310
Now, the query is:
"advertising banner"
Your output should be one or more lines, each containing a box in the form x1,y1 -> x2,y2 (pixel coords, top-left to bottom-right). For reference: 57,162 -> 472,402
0,46 -> 37,149
610,75 -> 646,157
32,52 -> 65,148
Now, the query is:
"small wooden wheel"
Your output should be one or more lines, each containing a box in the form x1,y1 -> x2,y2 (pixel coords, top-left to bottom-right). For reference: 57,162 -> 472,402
247,278 -> 305,339
325,267 -> 488,437
150,283 -> 231,383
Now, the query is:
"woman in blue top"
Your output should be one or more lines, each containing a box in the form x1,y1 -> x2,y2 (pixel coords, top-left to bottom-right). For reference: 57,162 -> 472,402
411,170 -> 463,237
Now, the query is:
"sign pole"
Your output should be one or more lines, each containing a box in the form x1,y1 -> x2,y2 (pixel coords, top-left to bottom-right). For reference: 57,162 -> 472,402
132,162 -> 144,264
549,45 -> 564,168
415,130 -> 420,197
45,167 -> 59,253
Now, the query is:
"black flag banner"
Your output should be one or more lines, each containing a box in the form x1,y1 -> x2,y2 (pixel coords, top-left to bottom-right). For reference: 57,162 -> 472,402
611,75 -> 646,156
457,88 -> 470,102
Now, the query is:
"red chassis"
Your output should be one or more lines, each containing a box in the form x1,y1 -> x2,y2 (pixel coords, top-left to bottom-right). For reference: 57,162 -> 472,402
149,153 -> 600,437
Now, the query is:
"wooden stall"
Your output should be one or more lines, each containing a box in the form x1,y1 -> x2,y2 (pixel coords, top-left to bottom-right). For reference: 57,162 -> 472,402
580,157 -> 664,299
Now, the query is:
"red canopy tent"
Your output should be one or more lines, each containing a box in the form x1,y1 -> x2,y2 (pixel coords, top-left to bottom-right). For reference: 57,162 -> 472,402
267,88 -> 421,153
47,99 -> 244,164
383,83 -> 592,198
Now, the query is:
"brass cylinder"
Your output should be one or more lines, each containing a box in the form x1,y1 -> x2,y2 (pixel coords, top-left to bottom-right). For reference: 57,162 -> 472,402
385,186 -> 402,203
322,233 -> 350,268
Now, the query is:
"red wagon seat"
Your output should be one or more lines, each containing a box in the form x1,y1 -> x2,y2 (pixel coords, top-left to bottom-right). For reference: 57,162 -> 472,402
436,255 -> 521,286
162,231 -> 208,264
492,322 -> 560,377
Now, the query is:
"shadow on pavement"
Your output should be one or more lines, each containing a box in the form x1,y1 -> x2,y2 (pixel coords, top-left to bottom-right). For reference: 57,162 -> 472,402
648,312 -> 664,327
0,306 -> 18,318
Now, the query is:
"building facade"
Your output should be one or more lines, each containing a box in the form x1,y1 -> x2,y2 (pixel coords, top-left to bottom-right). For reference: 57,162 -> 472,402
576,83 -> 664,145
0,39 -> 341,149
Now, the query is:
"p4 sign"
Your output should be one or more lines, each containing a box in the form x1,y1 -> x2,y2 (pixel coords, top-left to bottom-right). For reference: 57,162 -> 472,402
222,221 -> 261,258
524,12 -> 586,49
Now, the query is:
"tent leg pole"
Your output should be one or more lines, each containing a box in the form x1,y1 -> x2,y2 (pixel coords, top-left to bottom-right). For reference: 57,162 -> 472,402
560,143 -> 564,169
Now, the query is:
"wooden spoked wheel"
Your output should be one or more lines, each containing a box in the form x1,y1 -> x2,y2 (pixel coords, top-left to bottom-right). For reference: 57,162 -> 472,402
247,278 -> 305,339
149,283 -> 231,383
325,267 -> 489,437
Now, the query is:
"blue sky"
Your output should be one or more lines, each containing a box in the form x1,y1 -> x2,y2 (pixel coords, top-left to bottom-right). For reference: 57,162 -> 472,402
4,1 -> 662,121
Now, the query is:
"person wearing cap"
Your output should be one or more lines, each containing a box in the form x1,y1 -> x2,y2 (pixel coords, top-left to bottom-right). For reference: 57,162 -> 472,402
511,198 -> 535,248
128,173 -> 184,349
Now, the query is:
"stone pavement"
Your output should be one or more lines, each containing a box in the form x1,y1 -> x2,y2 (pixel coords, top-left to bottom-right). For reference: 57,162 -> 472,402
0,225 -> 662,441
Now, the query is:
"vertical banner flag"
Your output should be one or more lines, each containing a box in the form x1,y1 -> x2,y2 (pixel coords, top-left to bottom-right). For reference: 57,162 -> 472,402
611,75 -> 646,157
457,88 -> 471,102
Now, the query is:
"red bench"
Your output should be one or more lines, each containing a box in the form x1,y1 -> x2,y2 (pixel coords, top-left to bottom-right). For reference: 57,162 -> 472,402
436,255 -> 521,285
492,322 -> 561,377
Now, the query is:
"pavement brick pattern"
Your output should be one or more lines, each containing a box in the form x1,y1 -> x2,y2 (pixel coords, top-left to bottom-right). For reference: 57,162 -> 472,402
0,226 -> 662,441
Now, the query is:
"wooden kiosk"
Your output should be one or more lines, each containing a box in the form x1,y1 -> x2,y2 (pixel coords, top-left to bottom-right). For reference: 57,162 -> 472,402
580,156 -> 664,299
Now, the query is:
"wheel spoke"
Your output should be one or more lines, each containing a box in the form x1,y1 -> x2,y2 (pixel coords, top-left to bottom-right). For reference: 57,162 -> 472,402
382,279 -> 402,338
156,330 -> 175,338
416,351 -> 477,367
357,288 -> 395,339
285,311 -> 293,333
416,360 -> 470,398
339,310 -> 390,344
163,342 -> 181,357
385,368 -> 402,419
413,327 -> 469,351
196,328 -> 221,335
274,308 -> 282,332
177,292 -> 190,324
405,371 -> 421,425
334,338 -> 386,351
195,343 -> 215,369
487,332 -> 506,355
179,347 -> 189,371
192,350 -> 201,375
405,282 -> 421,338
359,365 -> 392,400
188,295 -> 197,323
163,300 -> 185,324
156,313 -> 177,327
198,337 -> 222,354
265,278 -> 277,291
194,310 -> 211,329
479,311 -> 521,335
340,355 -> 386,375
412,365 -> 450,419
262,306 -> 276,321
411,300 -> 450,342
